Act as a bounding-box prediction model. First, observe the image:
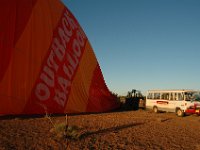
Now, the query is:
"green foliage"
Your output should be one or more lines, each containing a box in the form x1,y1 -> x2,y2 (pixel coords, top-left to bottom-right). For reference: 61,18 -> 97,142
65,125 -> 81,140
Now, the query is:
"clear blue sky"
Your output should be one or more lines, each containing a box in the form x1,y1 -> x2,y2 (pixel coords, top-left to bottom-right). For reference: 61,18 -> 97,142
62,0 -> 200,96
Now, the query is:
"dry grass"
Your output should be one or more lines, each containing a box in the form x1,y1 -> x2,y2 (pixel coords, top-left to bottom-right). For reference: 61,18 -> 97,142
45,113 -> 82,140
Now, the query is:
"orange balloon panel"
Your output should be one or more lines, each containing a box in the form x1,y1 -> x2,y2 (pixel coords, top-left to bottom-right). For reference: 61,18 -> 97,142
0,0 -> 119,115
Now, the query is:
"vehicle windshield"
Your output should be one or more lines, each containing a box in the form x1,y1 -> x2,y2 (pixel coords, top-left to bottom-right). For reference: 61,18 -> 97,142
185,92 -> 200,101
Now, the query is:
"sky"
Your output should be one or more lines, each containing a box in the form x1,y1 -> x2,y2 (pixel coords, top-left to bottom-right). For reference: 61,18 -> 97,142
62,0 -> 200,96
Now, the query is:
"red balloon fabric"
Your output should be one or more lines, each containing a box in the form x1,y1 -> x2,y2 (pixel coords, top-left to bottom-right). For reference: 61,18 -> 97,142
0,0 -> 119,115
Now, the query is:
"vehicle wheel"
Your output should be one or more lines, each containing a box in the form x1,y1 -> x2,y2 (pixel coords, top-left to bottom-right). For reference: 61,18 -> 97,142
153,106 -> 158,113
176,109 -> 184,117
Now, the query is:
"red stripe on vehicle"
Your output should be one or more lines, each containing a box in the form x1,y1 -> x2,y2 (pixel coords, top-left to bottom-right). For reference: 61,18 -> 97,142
156,101 -> 169,105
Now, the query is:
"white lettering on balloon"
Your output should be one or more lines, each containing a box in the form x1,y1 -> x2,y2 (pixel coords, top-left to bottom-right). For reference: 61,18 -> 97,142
35,9 -> 86,107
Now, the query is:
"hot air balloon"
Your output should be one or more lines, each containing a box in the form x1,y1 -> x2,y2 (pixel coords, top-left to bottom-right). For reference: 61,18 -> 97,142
0,0 -> 119,115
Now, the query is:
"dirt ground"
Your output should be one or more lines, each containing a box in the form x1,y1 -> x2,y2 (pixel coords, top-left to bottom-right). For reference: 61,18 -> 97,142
1,109 -> 200,150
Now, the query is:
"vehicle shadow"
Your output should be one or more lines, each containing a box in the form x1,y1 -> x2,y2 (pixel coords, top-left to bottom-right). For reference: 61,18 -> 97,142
78,122 -> 144,140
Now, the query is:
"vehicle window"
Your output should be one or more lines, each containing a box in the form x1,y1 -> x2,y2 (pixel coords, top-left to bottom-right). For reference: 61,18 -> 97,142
154,93 -> 160,99
194,92 -> 200,101
161,93 -> 169,100
147,93 -> 153,99
177,93 -> 183,101
174,93 -> 177,100
170,93 -> 174,100
185,92 -> 200,101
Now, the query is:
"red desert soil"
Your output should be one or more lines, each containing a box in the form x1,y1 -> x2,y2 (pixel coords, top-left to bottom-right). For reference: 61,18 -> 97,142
1,109 -> 200,150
